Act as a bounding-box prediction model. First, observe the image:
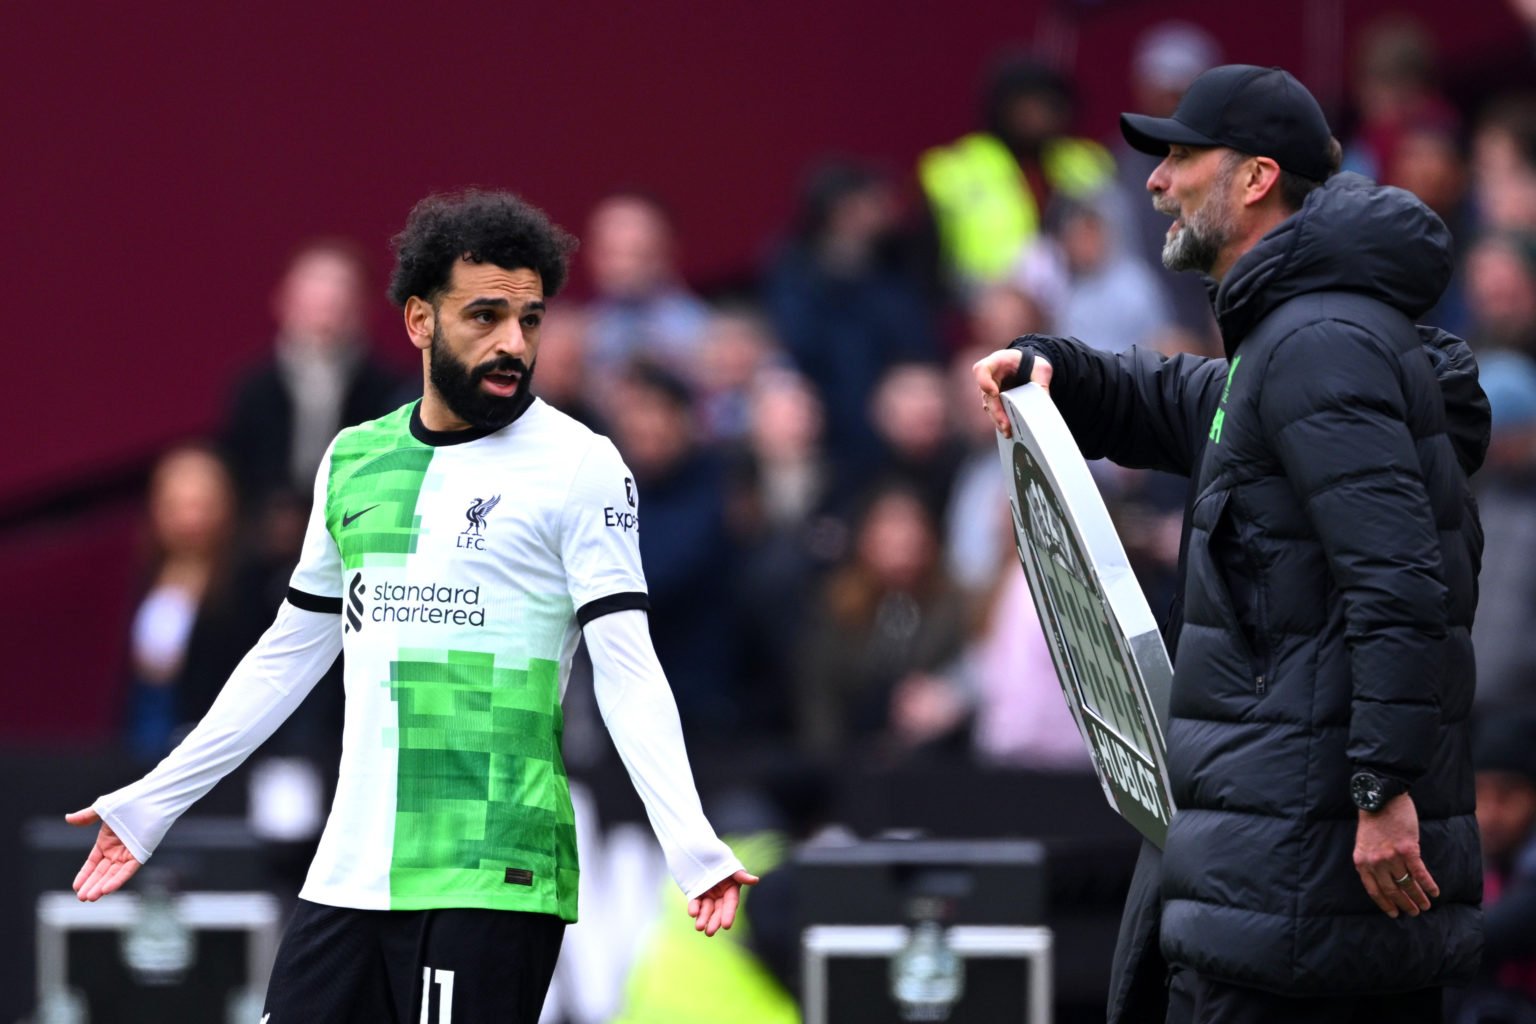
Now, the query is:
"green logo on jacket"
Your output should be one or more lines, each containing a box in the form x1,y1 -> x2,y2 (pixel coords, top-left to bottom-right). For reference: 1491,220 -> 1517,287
1209,355 -> 1242,444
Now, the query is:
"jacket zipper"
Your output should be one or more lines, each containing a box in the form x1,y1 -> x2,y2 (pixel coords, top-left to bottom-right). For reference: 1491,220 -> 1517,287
1244,567 -> 1271,696
1231,491 -> 1272,696
1220,594 -> 1269,695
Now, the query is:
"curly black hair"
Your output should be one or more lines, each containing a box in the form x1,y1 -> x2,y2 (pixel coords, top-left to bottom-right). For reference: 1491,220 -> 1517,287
387,189 -> 578,307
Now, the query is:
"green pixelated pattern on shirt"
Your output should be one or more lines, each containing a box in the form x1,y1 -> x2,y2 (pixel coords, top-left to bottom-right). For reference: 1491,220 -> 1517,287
386,649 -> 578,920
326,405 -> 433,568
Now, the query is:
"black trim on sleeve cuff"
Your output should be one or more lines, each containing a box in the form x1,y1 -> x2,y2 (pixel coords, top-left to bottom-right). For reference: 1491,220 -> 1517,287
576,592 -> 650,627
287,587 -> 343,614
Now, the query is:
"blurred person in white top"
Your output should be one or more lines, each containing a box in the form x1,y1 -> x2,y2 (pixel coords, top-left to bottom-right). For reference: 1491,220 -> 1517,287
583,192 -> 710,382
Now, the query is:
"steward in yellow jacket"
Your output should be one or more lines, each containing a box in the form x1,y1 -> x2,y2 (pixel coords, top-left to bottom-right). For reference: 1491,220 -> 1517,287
920,58 -> 1113,285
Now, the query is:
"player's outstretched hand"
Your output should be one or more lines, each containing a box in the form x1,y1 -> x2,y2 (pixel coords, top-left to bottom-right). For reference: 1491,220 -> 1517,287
687,869 -> 760,937
974,349 -> 1052,438
66,807 -> 142,902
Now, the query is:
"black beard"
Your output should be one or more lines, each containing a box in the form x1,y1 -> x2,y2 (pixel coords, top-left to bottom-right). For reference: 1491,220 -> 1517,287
428,322 -> 535,432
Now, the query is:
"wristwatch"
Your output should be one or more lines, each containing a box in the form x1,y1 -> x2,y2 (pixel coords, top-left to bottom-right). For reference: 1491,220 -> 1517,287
1350,769 -> 1409,813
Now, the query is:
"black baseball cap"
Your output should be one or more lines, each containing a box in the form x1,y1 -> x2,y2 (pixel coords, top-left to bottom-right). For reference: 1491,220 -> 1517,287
1120,64 -> 1334,182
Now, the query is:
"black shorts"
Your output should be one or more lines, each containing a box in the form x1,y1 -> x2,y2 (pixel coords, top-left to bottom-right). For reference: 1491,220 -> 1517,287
261,899 -> 565,1024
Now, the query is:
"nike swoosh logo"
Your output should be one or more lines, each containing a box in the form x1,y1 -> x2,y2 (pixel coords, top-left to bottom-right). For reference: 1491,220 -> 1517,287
342,505 -> 379,528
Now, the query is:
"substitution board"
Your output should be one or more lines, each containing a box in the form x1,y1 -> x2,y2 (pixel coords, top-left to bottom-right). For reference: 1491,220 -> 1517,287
996,384 -> 1176,847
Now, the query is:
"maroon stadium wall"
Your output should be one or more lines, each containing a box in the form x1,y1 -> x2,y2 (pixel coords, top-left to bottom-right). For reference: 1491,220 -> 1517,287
1,0 -> 1523,739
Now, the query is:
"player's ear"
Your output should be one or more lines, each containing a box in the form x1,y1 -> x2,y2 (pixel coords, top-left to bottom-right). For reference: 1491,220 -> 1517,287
405,296 -> 435,353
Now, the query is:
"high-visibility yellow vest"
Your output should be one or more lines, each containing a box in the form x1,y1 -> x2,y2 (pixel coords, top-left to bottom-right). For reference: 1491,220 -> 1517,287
919,132 -> 1114,282
614,833 -> 800,1024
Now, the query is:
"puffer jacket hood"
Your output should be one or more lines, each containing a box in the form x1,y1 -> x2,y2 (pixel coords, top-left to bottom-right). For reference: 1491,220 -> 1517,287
1423,326 -> 1491,477
1214,173 -> 1454,356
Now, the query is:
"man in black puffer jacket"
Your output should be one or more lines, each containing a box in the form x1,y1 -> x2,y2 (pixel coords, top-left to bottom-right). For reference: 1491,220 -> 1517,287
976,66 -> 1490,1022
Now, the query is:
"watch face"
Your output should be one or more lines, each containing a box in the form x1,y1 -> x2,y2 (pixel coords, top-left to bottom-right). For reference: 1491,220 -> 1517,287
1351,772 -> 1384,811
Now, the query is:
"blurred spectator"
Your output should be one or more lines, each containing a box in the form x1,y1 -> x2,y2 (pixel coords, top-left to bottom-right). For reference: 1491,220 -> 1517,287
1467,234 -> 1536,354
1111,21 -> 1223,341
584,192 -> 710,380
730,369 -> 841,543
1463,714 -> 1536,1014
123,447 -> 240,759
122,446 -> 339,883
967,279 -> 1052,350
919,56 -> 1114,294
1512,0 -> 1536,41
1349,25 -> 1473,334
796,484 -> 968,760
1342,16 -> 1460,183
1469,350 -> 1536,714
868,361 -> 968,518
727,369 -> 848,733
213,240 -> 383,803
1472,96 -> 1536,233
937,299 -> 1053,609
958,511 -> 1092,771
1390,123 -> 1471,225
696,307 -> 781,444
220,240 -> 402,525
763,158 -> 940,475
1513,0 -> 1536,38
607,361 -> 739,735
1013,191 -> 1171,353
1388,121 -> 1473,333
944,340 -> 1028,600
532,307 -> 605,431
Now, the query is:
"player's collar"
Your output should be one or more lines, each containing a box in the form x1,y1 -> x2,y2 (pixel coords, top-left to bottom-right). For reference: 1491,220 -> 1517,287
408,395 -> 536,447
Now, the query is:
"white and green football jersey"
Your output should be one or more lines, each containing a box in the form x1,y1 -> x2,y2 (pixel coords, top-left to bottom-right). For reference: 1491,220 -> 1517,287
288,399 -> 648,920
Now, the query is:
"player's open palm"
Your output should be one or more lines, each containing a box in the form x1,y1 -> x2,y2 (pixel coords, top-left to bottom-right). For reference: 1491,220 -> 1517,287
66,808 -> 142,902
687,869 -> 760,937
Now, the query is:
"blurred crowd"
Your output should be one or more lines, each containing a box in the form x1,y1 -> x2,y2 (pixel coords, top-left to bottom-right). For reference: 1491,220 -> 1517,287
113,17 -> 1536,1020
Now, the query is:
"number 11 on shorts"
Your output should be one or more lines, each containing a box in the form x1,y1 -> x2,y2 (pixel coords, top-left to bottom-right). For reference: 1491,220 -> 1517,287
420,967 -> 455,1024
